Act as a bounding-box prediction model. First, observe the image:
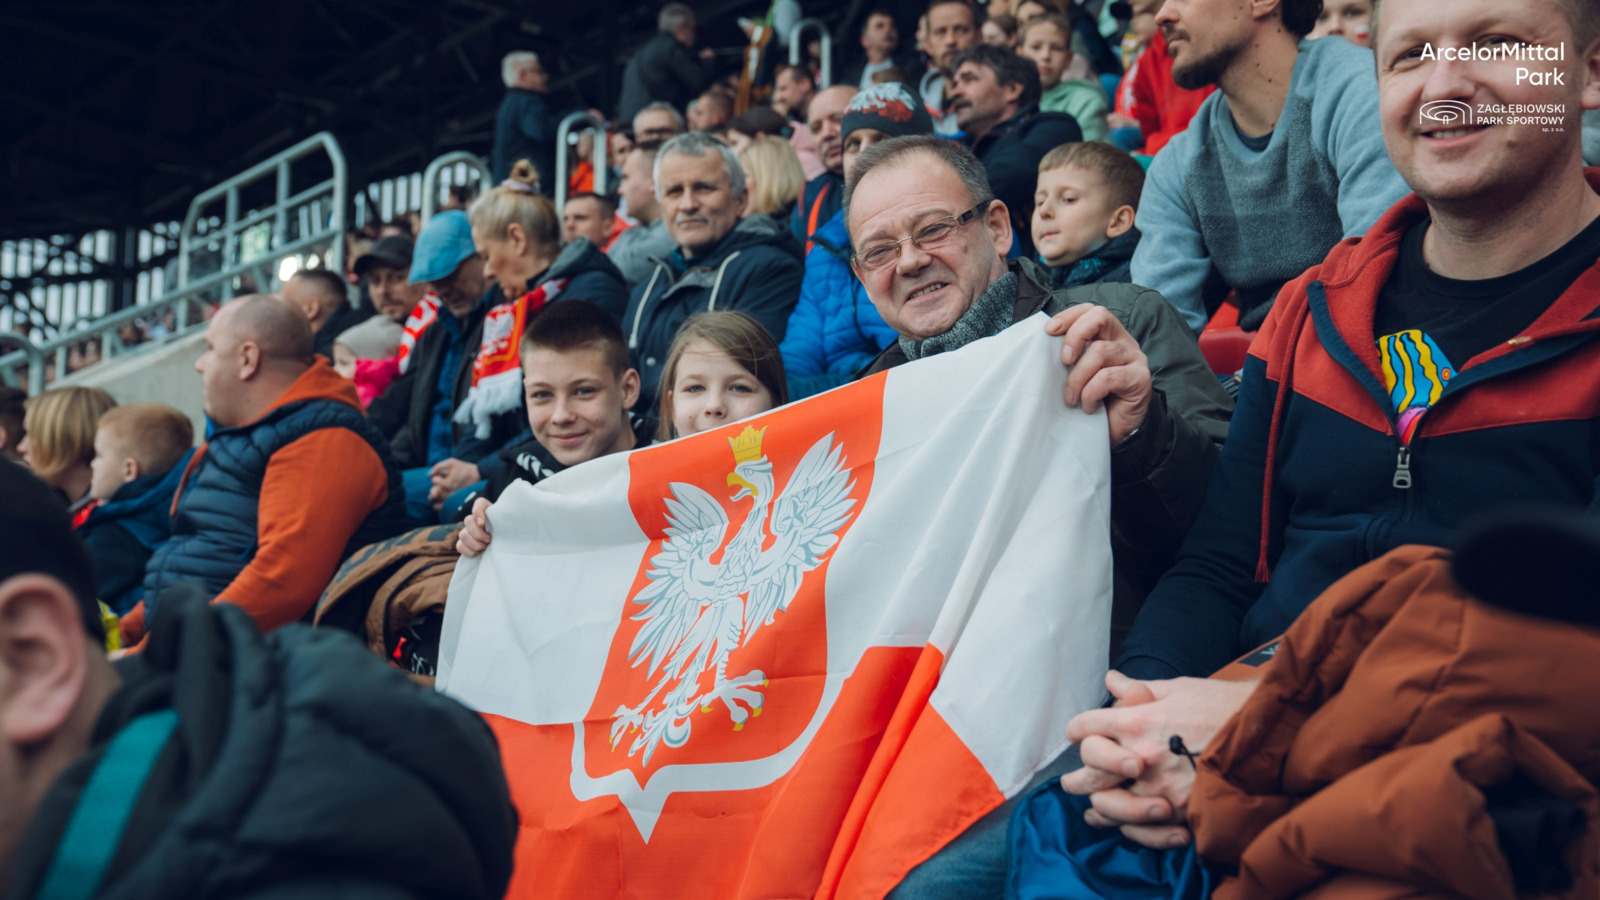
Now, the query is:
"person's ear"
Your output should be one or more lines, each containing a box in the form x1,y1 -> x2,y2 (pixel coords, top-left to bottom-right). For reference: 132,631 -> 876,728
238,339 -> 262,381
985,198 -> 1014,258
506,223 -> 529,258
121,457 -> 142,483
1106,204 -> 1136,239
1581,34 -> 1600,112
0,575 -> 89,747
620,368 -> 642,411
1001,78 -> 1024,107
0,424 -> 11,453
1248,0 -> 1281,26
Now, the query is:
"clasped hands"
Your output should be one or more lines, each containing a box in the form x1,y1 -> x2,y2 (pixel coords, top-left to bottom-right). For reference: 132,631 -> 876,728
1059,671 -> 1257,849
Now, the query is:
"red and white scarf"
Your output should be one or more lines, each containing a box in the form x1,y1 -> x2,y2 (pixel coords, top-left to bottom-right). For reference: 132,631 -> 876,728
452,278 -> 569,438
396,293 -> 442,375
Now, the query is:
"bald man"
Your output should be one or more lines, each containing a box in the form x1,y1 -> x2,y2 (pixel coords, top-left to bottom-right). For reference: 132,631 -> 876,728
792,85 -> 859,248
129,294 -> 408,638
281,268 -> 370,360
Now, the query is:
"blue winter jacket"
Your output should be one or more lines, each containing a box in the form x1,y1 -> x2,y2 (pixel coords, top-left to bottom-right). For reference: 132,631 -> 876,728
78,447 -> 195,614
779,210 -> 898,398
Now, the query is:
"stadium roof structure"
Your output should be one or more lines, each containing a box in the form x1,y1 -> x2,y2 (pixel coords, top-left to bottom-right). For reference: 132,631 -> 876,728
0,0 -> 774,243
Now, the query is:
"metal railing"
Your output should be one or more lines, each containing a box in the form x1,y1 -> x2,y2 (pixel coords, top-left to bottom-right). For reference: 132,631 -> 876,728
554,111 -> 611,215
421,151 -> 494,222
0,331 -> 44,395
0,131 -> 348,387
789,18 -> 833,87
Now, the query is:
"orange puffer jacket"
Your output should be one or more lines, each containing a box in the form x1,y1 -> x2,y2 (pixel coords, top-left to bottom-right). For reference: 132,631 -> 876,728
1190,545 -> 1600,899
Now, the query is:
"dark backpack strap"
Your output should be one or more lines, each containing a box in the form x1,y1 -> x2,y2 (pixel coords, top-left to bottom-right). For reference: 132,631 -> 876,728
35,709 -> 179,900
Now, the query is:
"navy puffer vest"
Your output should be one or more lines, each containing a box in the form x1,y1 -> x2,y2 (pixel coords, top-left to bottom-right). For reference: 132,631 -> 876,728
142,397 -> 409,615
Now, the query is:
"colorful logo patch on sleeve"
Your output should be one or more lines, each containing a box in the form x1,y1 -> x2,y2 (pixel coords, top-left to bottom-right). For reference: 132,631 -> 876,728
1378,329 -> 1455,441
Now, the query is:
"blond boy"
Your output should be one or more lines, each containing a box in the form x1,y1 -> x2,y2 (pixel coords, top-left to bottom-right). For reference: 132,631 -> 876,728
1031,141 -> 1144,287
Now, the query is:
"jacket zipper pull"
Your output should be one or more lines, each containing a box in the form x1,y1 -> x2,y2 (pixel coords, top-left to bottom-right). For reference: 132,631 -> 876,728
1393,446 -> 1413,490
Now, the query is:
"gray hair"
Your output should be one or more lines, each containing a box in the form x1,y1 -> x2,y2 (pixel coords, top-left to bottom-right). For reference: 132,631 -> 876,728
653,132 -> 747,200
659,2 -> 696,32
501,51 -> 540,88
843,134 -> 993,237
634,101 -> 687,132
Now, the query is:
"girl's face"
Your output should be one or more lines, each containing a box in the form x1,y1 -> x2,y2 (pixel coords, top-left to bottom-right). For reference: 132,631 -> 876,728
669,340 -> 776,437
1020,21 -> 1071,87
1308,0 -> 1372,46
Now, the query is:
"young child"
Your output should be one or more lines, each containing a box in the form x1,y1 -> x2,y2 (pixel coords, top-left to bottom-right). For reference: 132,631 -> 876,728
78,403 -> 195,614
657,311 -> 789,442
1020,14 -> 1110,143
332,316 -> 404,407
1308,0 -> 1372,46
981,13 -> 1019,48
456,300 -> 649,556
1031,141 -> 1144,288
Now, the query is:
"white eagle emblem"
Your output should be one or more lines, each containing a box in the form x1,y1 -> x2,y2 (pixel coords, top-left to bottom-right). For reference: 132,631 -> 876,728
610,425 -> 856,763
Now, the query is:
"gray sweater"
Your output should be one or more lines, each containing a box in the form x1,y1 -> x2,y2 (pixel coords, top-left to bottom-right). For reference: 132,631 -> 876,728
1131,38 -> 1412,332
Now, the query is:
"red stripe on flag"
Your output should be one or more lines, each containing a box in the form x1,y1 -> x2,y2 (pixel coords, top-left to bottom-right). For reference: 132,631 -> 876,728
485,641 -> 1003,899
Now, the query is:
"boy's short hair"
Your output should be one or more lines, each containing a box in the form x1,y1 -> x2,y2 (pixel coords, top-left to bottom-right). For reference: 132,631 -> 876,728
1039,141 -> 1146,211
566,191 -> 617,217
1018,11 -> 1072,45
871,66 -> 909,85
520,300 -> 630,377
97,404 -> 194,477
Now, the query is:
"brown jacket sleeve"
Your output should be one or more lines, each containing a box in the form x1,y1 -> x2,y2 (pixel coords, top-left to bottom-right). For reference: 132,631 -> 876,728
218,428 -> 390,632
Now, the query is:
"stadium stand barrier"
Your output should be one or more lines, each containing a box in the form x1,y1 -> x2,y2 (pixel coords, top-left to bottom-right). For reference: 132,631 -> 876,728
421,152 -> 494,222
789,18 -> 833,87
554,111 -> 612,216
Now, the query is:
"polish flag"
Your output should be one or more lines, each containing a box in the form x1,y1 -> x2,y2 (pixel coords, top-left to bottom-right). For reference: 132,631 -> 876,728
437,317 -> 1113,899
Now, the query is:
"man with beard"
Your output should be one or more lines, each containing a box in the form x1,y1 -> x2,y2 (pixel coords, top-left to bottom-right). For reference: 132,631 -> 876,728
1129,0 -> 1409,333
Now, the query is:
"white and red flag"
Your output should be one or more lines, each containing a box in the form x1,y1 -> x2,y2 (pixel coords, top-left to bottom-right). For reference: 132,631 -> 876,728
437,317 -> 1113,899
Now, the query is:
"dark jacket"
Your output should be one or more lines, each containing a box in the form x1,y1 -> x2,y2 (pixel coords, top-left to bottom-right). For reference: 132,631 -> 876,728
1045,227 -> 1139,291
790,170 -> 843,248
616,32 -> 716,124
862,259 -> 1233,636
493,86 -> 556,186
624,215 -> 805,403
1115,182 -> 1600,682
311,299 -> 372,361
473,414 -> 657,507
969,108 -> 1083,259
77,449 -> 195,615
546,236 -> 631,323
142,361 -> 409,633
7,584 -> 516,900
389,288 -> 524,470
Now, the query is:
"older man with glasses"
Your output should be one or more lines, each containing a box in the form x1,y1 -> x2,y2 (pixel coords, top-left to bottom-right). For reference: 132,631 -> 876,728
846,132 -> 1235,900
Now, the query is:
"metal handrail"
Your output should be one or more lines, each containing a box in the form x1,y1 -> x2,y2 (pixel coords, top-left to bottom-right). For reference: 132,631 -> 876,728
421,152 -> 494,222
179,130 -> 347,303
0,331 -> 45,395
0,132 -> 350,384
554,111 -> 611,215
789,18 -> 832,87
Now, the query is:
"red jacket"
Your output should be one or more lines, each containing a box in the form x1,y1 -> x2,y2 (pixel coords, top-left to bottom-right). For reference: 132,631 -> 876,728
1131,32 -> 1216,156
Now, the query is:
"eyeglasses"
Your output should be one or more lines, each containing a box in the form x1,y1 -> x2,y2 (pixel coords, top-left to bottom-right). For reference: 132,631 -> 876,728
851,200 -> 993,273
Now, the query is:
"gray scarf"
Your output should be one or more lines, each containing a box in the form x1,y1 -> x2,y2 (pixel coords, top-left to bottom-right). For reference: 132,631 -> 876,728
898,272 -> 1019,361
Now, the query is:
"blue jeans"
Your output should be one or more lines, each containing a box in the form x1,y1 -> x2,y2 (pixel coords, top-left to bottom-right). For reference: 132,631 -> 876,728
886,745 -> 1084,899
440,480 -> 486,523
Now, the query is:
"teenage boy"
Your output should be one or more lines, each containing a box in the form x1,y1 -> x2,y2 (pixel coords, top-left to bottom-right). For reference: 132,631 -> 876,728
455,300 -> 651,551
1031,141 -> 1143,288
1019,14 -> 1110,142
77,404 -> 195,614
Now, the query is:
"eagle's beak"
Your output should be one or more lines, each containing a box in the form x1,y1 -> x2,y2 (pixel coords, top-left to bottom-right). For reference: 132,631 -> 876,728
727,472 -> 759,500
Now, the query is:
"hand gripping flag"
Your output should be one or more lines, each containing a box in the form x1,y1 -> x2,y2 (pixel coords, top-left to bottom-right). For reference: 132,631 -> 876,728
437,316 -> 1114,899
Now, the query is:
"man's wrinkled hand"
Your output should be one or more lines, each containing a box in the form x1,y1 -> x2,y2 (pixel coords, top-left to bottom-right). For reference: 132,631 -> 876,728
1059,671 -> 1258,849
1044,305 -> 1153,447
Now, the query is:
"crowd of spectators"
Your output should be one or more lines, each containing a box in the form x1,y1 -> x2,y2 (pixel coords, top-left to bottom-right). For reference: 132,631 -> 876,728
7,0 -> 1600,894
